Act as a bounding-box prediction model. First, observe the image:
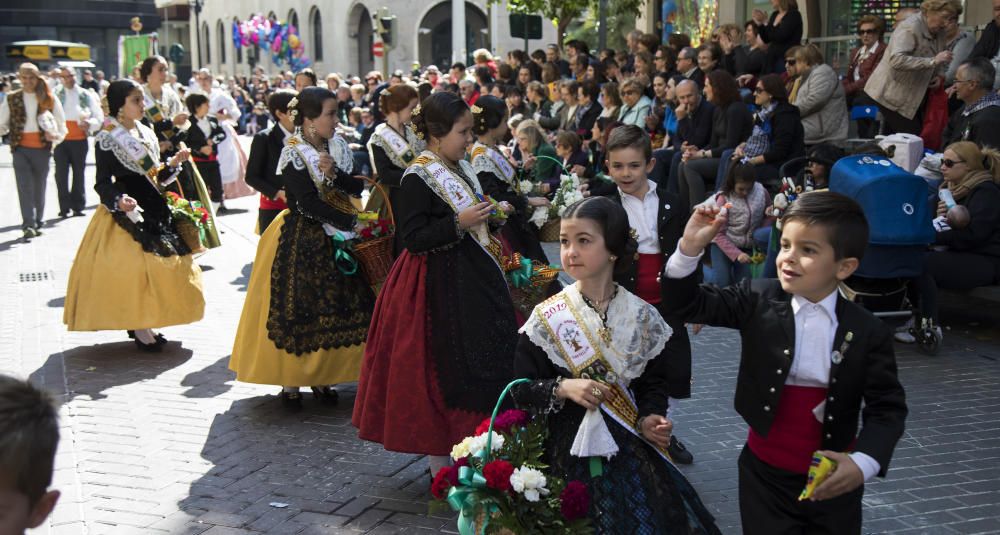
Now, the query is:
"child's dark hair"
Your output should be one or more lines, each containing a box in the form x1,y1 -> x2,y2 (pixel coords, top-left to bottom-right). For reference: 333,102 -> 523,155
781,191 -> 869,261
290,86 -> 336,126
722,161 -> 756,195
105,79 -> 142,118
561,196 -> 638,276
850,142 -> 890,158
605,124 -> 652,160
411,91 -> 470,142
185,93 -> 209,116
138,55 -> 166,83
267,89 -> 297,119
555,130 -> 582,153
0,374 -> 59,507
471,95 -> 507,135
295,68 -> 318,87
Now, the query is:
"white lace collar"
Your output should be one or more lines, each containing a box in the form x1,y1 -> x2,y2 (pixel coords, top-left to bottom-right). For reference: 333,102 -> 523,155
95,119 -> 162,175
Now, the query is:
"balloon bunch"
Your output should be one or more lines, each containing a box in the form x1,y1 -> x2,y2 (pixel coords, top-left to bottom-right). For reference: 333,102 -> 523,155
233,14 -> 311,70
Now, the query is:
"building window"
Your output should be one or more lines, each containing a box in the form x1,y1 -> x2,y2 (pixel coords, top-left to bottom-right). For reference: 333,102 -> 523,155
217,20 -> 226,64
203,22 -> 211,65
288,10 -> 298,30
311,8 -> 323,62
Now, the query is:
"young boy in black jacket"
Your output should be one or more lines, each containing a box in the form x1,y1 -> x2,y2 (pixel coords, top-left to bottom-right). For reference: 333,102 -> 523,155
662,191 -> 907,534
600,125 -> 695,464
244,89 -> 297,232
184,93 -> 227,210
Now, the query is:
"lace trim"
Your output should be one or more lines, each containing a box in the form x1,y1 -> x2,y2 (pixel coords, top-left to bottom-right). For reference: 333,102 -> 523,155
330,135 -> 354,174
276,145 -> 308,176
520,285 -> 672,383
142,84 -> 183,117
471,143 -> 517,187
367,123 -> 424,171
95,123 -> 162,177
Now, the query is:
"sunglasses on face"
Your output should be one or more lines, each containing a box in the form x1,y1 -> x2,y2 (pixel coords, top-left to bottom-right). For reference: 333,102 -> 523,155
753,88 -> 765,94
785,59 -> 795,65
940,158 -> 964,168
858,29 -> 878,35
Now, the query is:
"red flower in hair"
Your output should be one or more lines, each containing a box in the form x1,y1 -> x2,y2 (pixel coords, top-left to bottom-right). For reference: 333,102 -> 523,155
559,480 -> 590,521
482,460 -> 514,492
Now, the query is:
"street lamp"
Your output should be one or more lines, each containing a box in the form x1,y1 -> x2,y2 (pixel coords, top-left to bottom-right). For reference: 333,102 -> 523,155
190,0 -> 204,68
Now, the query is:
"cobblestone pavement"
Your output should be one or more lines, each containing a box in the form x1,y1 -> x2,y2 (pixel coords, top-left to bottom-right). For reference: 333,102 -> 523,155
2,141 -> 999,535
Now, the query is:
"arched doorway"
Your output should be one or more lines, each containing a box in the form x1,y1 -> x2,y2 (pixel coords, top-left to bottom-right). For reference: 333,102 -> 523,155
348,4 -> 375,77
417,2 -> 488,69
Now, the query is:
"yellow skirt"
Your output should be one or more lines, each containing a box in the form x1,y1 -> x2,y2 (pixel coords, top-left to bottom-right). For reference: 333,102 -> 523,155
229,210 -> 365,387
64,207 -> 205,331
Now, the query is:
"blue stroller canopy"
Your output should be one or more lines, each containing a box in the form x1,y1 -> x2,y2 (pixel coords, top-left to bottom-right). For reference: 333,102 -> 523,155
830,155 -> 935,246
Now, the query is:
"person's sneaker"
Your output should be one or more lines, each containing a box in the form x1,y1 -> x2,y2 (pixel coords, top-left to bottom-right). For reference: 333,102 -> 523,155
895,317 -> 914,334
894,330 -> 916,343
667,435 -> 694,464
32,227 -> 43,237
22,229 -> 34,241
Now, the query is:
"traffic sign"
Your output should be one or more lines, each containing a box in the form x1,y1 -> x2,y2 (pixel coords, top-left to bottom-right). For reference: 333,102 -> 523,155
372,41 -> 385,58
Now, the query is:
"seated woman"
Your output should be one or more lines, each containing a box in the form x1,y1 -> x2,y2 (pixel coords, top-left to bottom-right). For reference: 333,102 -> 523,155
678,70 -> 753,209
897,142 -> 1000,345
617,78 -> 653,127
727,74 -> 805,192
790,44 -> 848,146
556,130 -> 590,178
513,196 -> 721,534
515,119 -> 562,194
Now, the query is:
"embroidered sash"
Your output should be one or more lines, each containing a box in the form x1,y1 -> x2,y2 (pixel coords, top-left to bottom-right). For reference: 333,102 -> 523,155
368,123 -> 416,170
535,291 -> 673,463
472,144 -> 518,190
406,153 -> 503,269
106,123 -> 163,183
143,90 -> 176,139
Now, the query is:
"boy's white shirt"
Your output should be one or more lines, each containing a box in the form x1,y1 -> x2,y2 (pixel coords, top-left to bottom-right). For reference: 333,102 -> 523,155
618,179 -> 662,254
664,246 -> 881,482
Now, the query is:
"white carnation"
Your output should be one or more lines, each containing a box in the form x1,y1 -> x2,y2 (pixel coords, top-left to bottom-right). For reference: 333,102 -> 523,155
467,431 -> 505,458
509,466 -> 550,502
451,436 -> 475,461
518,180 -> 535,194
530,206 -> 549,228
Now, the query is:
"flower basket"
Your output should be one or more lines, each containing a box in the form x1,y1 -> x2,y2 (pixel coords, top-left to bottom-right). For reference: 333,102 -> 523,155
175,218 -> 205,252
538,217 -> 561,242
431,379 -> 594,535
354,178 -> 395,291
504,253 -> 562,317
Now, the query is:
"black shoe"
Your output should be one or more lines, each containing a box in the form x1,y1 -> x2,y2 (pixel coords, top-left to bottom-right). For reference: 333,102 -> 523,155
280,390 -> 303,410
58,210 -> 69,218
22,229 -> 34,241
126,330 -> 135,339
311,386 -> 339,405
33,227 -> 43,237
667,436 -> 694,465
154,333 -> 168,346
134,338 -> 163,352
73,210 -> 85,217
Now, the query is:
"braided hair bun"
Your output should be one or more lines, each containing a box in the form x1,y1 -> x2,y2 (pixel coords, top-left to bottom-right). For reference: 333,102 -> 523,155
470,95 -> 507,136
410,91 -> 470,142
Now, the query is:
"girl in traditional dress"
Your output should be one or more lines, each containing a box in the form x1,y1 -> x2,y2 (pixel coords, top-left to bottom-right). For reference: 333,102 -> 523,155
365,85 -> 421,223
64,80 -> 204,351
512,196 -> 721,534
353,92 -> 519,476
470,95 -> 550,263
138,56 -> 187,164
229,87 -> 375,409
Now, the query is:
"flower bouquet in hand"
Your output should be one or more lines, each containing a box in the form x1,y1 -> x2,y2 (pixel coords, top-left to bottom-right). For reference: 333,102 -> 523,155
164,191 -> 208,251
431,380 -> 594,535
529,174 -> 585,229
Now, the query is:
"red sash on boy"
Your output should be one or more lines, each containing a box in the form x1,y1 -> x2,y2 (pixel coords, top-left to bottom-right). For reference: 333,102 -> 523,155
636,253 -> 666,304
259,194 -> 288,211
747,385 -> 827,474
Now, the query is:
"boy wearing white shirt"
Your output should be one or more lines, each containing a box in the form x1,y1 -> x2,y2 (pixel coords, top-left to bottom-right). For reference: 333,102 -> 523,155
662,191 -> 907,534
54,69 -> 103,217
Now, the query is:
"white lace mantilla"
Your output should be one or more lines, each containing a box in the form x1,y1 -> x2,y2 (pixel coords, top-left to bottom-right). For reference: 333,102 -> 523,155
330,135 -> 354,174
277,134 -> 354,182
96,121 -> 161,176
520,284 -> 672,383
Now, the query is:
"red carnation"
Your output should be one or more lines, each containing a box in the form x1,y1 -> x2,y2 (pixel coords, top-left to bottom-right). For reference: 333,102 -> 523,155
431,467 -> 455,499
474,418 -> 492,436
482,460 -> 514,492
492,409 -> 530,433
559,481 -> 590,521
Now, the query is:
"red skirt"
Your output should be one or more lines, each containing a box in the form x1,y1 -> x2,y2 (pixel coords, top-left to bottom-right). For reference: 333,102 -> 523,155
352,250 -> 484,455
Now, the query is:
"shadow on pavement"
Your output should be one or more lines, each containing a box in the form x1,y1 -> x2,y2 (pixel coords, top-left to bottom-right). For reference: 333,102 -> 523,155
47,296 -> 65,308
231,262 -> 252,292
29,341 -> 194,402
180,356 -> 235,398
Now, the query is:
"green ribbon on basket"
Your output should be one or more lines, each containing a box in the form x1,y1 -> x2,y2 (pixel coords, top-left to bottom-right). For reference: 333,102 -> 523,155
510,257 -> 534,288
330,234 -> 358,276
447,462 -> 495,535
445,378 -> 532,535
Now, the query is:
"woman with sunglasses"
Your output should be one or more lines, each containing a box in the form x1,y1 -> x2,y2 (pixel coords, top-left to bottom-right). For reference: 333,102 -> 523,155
843,15 -> 886,139
897,142 -> 1000,345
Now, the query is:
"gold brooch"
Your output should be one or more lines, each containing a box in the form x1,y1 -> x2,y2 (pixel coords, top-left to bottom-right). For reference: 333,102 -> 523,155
470,104 -> 483,114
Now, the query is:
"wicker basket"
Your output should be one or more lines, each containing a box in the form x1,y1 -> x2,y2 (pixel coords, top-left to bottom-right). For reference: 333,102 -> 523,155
175,219 -> 205,252
538,217 -> 561,242
354,178 -> 395,290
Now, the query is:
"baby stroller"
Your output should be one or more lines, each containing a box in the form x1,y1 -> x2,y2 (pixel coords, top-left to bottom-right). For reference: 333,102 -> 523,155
829,154 -> 940,353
